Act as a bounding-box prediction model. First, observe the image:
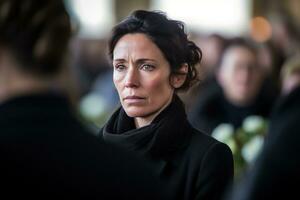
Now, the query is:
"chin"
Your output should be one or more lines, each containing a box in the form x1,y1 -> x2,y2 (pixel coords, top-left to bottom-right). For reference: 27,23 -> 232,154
124,108 -> 148,118
124,106 -> 159,118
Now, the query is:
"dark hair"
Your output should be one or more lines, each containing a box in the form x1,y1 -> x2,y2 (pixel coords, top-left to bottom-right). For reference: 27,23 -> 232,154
0,0 -> 72,76
219,37 -> 258,68
108,10 -> 202,91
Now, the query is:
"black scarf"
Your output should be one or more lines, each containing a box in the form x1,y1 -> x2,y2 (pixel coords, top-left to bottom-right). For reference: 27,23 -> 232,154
102,95 -> 192,160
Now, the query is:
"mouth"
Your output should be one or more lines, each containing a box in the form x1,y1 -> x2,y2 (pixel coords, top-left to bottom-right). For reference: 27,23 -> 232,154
123,96 -> 146,103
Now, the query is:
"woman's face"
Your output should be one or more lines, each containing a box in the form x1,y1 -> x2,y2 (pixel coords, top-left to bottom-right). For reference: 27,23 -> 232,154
218,46 -> 265,106
112,33 -> 175,124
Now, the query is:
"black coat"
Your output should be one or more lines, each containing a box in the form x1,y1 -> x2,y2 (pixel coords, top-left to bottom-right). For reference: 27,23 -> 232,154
188,82 -> 276,135
227,86 -> 300,200
0,92 -> 166,199
101,95 -> 234,200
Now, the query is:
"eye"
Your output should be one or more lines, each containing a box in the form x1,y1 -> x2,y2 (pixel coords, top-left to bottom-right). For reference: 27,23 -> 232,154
114,64 -> 126,72
140,64 -> 155,71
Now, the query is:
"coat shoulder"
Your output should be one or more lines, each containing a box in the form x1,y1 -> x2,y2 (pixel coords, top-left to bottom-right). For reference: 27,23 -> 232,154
185,127 -> 233,163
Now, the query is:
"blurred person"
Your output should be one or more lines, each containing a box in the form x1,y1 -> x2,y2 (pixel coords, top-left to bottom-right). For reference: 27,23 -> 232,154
257,42 -> 274,76
201,34 -> 227,77
189,38 -> 276,134
256,42 -> 282,94
270,13 -> 300,58
266,12 -> 300,88
0,0 -> 169,199
180,33 -> 227,112
280,54 -> 300,95
99,10 -> 233,200
226,81 -> 300,200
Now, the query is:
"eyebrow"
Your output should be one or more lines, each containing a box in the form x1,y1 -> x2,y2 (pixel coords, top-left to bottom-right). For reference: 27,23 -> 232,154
113,58 -> 157,64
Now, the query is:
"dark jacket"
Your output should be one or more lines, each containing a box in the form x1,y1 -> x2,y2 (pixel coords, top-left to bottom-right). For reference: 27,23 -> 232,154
0,92 -> 166,199
188,81 -> 276,135
101,95 -> 234,200
227,86 -> 300,200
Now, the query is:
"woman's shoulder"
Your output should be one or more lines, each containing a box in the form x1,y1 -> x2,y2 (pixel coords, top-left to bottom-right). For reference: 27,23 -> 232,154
185,127 -> 233,160
189,127 -> 222,146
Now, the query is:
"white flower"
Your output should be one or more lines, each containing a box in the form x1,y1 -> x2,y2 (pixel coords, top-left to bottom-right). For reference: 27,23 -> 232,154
241,135 -> 264,163
80,93 -> 107,119
242,115 -> 265,133
212,123 -> 234,142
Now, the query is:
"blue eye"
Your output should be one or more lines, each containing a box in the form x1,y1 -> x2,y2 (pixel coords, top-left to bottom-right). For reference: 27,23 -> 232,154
140,64 -> 155,71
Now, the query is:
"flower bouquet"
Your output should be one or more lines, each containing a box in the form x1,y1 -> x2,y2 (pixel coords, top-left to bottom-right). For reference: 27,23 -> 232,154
212,115 -> 268,177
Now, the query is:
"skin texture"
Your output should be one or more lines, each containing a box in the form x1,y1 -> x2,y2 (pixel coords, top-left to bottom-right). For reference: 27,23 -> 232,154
112,33 -> 185,128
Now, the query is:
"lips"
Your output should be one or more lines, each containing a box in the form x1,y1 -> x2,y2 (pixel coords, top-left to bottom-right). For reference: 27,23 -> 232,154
123,95 -> 146,103
124,95 -> 145,100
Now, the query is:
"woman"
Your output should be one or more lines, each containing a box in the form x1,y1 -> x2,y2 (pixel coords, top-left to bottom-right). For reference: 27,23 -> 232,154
100,10 -> 233,200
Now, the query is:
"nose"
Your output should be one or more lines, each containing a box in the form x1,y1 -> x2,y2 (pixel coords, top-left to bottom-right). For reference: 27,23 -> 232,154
125,67 -> 140,88
237,66 -> 253,84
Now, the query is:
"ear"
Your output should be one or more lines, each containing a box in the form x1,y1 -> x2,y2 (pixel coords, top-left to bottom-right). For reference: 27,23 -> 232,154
170,63 -> 188,89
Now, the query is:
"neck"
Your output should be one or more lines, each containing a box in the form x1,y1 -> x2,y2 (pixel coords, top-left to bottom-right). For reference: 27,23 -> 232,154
0,50 -> 60,103
134,95 -> 173,128
0,69 -> 57,104
225,93 -> 255,107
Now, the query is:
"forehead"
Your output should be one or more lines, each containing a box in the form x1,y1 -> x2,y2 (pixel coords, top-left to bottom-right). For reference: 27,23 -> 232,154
227,46 -> 255,58
222,46 -> 256,66
113,33 -> 165,61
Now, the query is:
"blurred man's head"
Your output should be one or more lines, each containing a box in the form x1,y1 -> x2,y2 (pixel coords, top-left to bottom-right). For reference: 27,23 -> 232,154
0,0 -> 72,101
0,0 -> 72,76
217,39 -> 265,106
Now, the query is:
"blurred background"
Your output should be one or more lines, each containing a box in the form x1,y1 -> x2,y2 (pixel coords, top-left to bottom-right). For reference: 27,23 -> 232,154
63,0 -> 300,133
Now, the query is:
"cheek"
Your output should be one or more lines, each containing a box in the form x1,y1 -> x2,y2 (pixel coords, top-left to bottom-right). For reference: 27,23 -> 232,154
223,72 -> 235,85
146,74 -> 172,94
113,73 -> 123,92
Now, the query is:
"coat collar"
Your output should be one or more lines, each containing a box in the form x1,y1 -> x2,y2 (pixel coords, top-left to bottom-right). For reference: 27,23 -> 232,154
102,95 -> 192,160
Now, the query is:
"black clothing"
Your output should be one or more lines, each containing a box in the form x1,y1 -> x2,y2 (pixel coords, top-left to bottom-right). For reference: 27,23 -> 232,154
101,95 -> 234,200
227,86 -> 300,200
0,92 -> 166,199
189,82 -> 276,135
